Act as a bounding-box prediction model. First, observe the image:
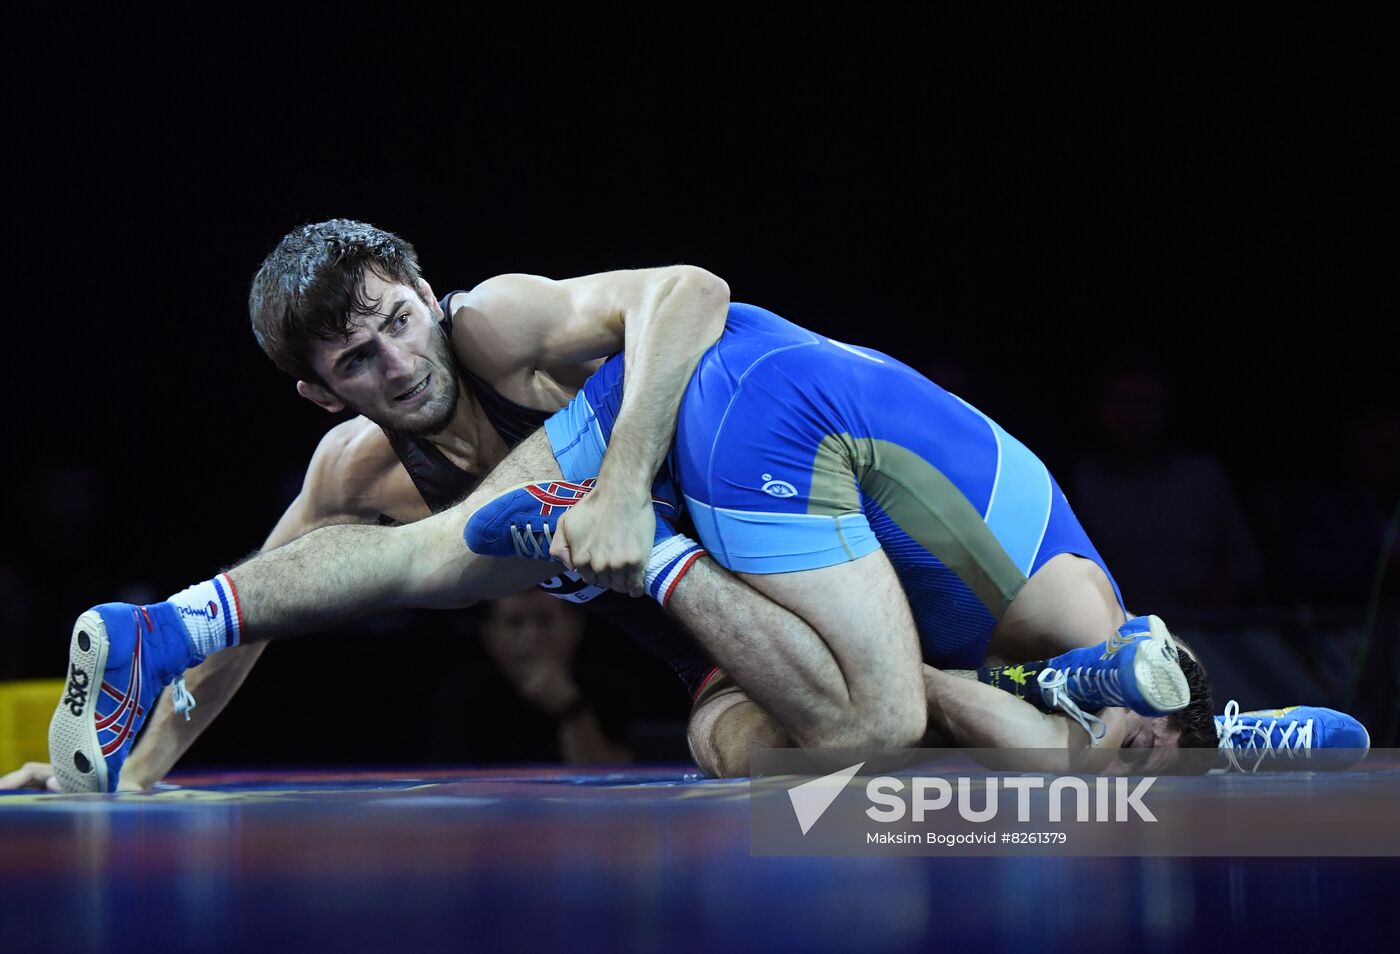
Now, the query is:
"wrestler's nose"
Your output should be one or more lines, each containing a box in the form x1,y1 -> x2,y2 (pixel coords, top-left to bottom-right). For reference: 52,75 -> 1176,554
382,339 -> 416,381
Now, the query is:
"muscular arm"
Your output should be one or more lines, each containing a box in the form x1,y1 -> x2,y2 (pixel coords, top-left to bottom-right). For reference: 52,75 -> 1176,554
121,420 -> 421,790
690,664 -> 1121,779
460,267 -> 730,594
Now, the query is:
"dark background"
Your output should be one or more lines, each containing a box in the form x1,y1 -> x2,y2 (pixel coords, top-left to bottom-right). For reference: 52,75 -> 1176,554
4,7 -> 1396,762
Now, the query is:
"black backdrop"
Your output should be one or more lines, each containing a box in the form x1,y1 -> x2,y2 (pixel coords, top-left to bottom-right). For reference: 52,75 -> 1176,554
6,7 -> 1395,763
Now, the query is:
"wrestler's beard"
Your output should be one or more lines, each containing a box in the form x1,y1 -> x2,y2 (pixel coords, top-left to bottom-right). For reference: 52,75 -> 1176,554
396,367 -> 460,437
392,327 -> 461,438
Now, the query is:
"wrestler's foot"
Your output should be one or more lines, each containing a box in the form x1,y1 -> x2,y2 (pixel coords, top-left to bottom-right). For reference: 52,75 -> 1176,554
464,478 -> 680,560
47,603 -> 202,793
1039,615 -> 1190,731
1215,700 -> 1371,772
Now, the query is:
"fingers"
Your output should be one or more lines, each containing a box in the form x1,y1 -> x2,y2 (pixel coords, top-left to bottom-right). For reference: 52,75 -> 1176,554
552,498 -> 651,595
583,558 -> 645,597
549,527 -> 575,571
0,762 -> 55,791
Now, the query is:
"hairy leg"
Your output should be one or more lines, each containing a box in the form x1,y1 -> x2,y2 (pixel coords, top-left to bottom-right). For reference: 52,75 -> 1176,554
227,429 -> 566,639
672,550 -> 927,751
737,551 -> 927,748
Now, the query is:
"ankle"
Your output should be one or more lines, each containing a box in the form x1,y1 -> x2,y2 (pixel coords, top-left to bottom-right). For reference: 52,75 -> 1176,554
165,573 -> 244,657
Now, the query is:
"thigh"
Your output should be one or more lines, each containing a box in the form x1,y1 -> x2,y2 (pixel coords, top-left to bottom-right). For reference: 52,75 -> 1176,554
738,551 -> 925,724
402,427 -> 570,604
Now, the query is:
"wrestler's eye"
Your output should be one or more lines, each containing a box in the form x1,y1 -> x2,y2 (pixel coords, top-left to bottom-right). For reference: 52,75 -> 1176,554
394,313 -> 409,329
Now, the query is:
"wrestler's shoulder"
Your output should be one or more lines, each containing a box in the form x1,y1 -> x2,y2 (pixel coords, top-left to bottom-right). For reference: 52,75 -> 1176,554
302,418 -> 423,522
311,416 -> 396,469
442,274 -> 557,378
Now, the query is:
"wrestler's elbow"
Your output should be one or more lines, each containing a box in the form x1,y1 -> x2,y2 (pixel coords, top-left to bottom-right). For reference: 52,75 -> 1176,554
668,265 -> 729,339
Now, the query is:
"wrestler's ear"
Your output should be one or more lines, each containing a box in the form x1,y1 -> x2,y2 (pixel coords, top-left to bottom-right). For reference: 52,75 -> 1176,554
296,379 -> 345,414
418,277 -> 441,318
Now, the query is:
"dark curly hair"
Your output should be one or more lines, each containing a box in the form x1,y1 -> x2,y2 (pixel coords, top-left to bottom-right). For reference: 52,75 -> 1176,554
1167,638 -> 1216,749
249,219 -> 427,384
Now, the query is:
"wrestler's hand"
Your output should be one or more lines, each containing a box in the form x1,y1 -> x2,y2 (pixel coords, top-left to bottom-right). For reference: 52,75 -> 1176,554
0,762 -> 61,792
551,486 -> 654,597
1,760 -> 150,793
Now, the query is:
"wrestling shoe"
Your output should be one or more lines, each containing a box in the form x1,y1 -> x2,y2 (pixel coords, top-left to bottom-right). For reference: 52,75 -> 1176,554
48,603 -> 202,793
464,477 -> 681,560
1036,615 -> 1190,740
1215,700 -> 1371,772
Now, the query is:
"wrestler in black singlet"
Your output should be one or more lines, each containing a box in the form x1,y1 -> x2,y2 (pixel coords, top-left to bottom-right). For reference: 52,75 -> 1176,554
380,292 -> 717,697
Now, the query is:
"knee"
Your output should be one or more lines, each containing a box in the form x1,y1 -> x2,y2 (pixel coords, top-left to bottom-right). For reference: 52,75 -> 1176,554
687,689 -> 760,779
801,696 -> 927,751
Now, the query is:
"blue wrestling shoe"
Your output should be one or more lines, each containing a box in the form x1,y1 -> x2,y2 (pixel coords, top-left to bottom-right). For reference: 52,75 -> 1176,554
47,603 -> 202,793
1215,700 -> 1371,772
1036,615 -> 1190,740
465,477 -> 681,560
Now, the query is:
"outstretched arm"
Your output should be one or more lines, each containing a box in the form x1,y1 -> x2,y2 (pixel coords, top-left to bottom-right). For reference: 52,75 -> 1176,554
688,665 -> 1121,779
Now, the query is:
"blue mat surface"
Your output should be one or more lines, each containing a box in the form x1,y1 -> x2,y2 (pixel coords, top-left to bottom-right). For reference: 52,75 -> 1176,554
3,765 -> 1396,952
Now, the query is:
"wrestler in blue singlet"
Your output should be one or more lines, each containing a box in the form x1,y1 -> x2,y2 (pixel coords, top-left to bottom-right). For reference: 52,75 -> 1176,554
544,303 -> 1125,669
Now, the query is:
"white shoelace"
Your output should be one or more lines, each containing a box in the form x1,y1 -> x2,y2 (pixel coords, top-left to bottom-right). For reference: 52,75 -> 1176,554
170,675 -> 197,721
1059,664 -> 1128,709
510,522 -> 556,560
1037,668 -> 1107,742
1216,699 -> 1313,773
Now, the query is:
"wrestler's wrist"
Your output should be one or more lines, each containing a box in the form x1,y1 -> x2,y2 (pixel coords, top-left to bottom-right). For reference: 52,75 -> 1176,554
116,761 -> 159,791
588,478 -> 651,509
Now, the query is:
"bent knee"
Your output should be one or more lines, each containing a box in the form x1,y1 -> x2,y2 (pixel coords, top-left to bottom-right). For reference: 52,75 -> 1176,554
801,696 -> 927,750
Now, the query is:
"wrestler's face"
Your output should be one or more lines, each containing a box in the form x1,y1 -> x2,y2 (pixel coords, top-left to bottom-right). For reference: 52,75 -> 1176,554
1104,711 -> 1182,775
1120,711 -> 1181,751
300,272 -> 460,436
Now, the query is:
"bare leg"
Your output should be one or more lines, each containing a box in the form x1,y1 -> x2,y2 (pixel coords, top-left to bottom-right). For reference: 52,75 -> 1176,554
226,430 -> 567,638
668,550 -> 927,751
731,552 -> 928,749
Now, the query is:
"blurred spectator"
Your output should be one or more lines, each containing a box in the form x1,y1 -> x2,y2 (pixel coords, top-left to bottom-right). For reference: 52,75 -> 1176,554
424,592 -> 640,765
479,591 -> 631,765
1072,368 -> 1264,611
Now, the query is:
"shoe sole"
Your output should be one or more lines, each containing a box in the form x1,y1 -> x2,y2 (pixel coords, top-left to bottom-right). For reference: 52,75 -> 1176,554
1130,617 -> 1190,714
47,610 -> 111,794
